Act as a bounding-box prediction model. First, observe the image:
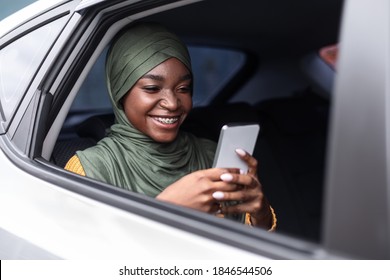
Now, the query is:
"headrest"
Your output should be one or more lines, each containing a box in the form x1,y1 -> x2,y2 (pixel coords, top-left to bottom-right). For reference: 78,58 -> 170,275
301,44 -> 338,98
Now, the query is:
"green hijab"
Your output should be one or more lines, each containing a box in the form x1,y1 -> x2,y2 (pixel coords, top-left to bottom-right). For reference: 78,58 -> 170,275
76,23 -> 216,196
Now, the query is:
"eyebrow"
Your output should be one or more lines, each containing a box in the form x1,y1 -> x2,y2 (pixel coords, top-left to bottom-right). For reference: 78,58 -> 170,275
141,73 -> 192,82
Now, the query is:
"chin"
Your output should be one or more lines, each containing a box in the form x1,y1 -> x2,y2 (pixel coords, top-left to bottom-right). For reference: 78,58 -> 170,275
151,133 -> 178,143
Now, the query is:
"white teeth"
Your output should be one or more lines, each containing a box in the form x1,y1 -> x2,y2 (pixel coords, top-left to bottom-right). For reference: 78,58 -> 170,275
155,117 -> 179,124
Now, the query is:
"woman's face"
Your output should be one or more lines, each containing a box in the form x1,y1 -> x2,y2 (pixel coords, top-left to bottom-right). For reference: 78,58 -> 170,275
123,58 -> 193,143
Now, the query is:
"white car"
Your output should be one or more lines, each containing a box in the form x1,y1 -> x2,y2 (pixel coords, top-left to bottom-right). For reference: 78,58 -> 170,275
0,0 -> 389,259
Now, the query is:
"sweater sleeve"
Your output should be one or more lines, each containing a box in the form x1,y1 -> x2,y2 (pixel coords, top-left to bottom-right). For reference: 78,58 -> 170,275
64,155 -> 86,176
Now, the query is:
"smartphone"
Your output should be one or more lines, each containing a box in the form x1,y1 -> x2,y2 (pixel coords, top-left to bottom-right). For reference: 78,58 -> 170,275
212,123 -> 260,171
212,123 -> 260,223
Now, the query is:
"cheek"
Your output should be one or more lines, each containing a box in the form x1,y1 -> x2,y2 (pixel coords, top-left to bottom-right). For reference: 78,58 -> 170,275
125,93 -> 156,111
181,95 -> 193,112
178,96 -> 192,125
123,94 -> 153,124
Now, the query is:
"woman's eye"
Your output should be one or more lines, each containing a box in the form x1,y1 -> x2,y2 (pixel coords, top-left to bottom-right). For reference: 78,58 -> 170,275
143,86 -> 160,93
177,85 -> 192,93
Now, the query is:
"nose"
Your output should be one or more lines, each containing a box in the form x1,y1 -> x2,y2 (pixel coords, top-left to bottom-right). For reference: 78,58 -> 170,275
160,90 -> 181,111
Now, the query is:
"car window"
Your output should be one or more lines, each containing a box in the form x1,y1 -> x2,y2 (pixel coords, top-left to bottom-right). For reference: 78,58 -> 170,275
190,46 -> 245,106
70,46 -> 245,111
0,16 -> 67,122
0,0 -> 38,21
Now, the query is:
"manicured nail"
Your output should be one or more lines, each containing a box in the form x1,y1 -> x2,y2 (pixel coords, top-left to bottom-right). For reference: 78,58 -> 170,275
235,148 -> 246,157
212,191 -> 224,200
220,173 -> 233,181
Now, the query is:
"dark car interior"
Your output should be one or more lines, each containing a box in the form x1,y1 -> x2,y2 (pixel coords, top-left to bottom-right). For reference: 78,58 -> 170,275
50,0 -> 343,243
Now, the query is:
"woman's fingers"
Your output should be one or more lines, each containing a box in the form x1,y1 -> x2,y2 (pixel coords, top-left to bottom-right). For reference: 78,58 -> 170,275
219,172 -> 260,189
198,167 -> 241,182
215,190 -> 263,215
222,200 -> 261,215
235,148 -> 258,175
158,166 -> 261,214
210,171 -> 259,195
211,171 -> 264,215
213,188 -> 262,203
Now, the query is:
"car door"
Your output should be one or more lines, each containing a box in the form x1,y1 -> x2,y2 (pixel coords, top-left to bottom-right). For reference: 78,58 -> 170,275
0,0 -> 320,260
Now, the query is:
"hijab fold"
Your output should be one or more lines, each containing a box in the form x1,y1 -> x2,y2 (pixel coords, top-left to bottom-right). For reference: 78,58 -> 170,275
76,23 -> 216,196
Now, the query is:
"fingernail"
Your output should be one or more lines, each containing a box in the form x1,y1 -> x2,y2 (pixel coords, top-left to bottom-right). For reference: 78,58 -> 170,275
212,191 -> 224,200
239,169 -> 245,174
220,173 -> 233,181
235,148 -> 246,157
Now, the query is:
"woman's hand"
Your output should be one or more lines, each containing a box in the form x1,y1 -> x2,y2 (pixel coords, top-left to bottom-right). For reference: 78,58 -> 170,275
156,167 -> 240,213
212,149 -> 273,229
157,149 -> 273,230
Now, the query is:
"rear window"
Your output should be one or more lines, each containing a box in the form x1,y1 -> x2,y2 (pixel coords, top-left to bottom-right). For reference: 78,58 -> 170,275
190,46 -> 245,106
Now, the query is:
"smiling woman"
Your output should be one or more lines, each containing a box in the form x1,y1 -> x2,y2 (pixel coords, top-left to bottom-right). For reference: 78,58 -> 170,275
122,58 -> 193,143
64,22 -> 275,231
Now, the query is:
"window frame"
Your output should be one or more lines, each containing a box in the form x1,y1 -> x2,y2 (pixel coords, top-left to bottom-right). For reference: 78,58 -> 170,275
0,1 -> 79,137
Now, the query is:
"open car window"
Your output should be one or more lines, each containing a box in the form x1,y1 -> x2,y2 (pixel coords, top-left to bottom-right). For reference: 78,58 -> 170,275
40,0 -> 336,255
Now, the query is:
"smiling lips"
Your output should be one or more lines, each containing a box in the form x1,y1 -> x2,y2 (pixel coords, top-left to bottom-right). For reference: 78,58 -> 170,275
153,116 -> 180,124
